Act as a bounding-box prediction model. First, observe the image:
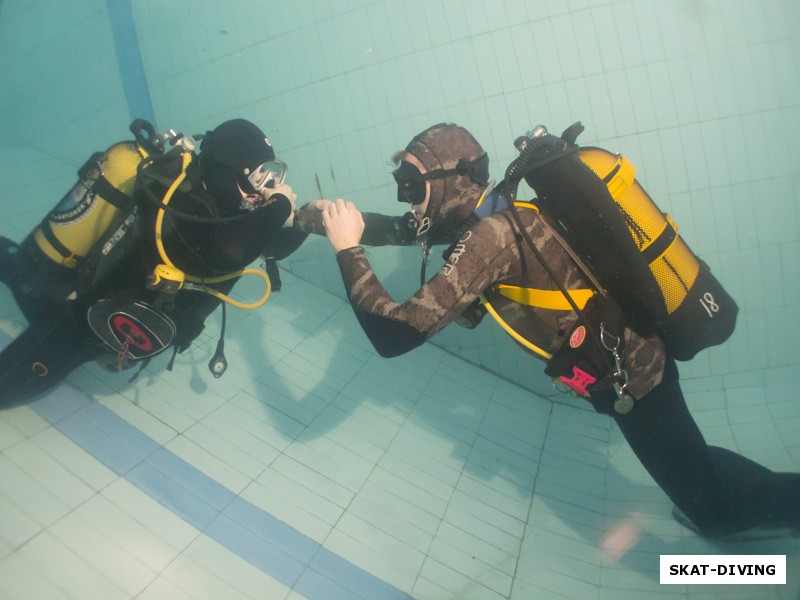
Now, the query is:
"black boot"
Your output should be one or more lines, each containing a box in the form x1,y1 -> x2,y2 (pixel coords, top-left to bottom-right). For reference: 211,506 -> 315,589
673,506 -> 799,540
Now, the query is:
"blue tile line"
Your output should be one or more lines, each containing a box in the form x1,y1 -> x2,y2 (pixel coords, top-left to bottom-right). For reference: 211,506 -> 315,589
27,388 -> 413,600
105,0 -> 157,127
1,331 -> 412,599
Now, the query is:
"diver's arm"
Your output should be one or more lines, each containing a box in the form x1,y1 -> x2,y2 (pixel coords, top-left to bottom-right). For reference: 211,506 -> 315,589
360,212 -> 418,246
272,227 -> 309,260
321,198 -> 522,357
294,201 -> 417,246
334,247 -> 426,356
293,201 -> 328,236
334,221 -> 521,357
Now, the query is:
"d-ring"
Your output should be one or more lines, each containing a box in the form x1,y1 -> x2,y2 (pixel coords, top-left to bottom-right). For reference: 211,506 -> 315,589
31,361 -> 49,377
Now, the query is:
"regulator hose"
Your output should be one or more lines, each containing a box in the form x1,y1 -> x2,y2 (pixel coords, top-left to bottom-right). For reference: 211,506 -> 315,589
152,150 -> 272,310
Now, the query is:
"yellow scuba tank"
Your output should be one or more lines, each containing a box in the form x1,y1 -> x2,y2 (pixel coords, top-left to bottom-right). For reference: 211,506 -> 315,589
576,148 -> 700,316
33,141 -> 149,268
518,126 -> 738,361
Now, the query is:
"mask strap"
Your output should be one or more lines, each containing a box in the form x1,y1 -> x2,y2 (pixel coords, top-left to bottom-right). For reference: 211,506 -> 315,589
420,153 -> 487,183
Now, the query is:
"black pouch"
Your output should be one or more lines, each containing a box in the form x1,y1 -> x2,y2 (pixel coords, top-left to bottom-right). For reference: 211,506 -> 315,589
87,298 -> 176,361
544,295 -> 625,397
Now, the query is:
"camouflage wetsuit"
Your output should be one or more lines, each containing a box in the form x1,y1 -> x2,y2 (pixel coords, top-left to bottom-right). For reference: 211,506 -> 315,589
301,120 -> 800,538
341,206 -> 667,398
324,206 -> 800,537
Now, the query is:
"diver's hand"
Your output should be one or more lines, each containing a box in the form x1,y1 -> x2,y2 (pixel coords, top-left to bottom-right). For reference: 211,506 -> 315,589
270,183 -> 297,227
305,199 -> 334,212
322,198 -> 364,252
294,199 -> 334,234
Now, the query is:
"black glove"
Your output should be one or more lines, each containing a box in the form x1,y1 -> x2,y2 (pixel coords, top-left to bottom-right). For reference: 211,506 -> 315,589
264,257 -> 282,291
396,212 -> 419,244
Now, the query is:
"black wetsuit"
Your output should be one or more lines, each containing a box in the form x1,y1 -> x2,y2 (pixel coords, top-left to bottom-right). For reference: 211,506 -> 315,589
0,151 -> 308,405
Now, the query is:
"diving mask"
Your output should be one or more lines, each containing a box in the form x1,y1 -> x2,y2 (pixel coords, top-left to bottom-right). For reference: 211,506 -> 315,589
245,160 -> 287,194
393,153 -> 489,205
240,160 -> 288,211
393,161 -> 428,205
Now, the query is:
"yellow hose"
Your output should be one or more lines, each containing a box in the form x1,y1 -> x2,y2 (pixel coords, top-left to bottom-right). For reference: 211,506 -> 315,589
185,268 -> 271,309
152,150 -> 272,310
480,293 -> 553,360
154,151 -> 190,269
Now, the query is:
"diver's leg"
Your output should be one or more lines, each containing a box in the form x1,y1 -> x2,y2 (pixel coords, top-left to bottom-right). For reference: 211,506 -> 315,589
607,360 -> 800,536
703,446 -> 800,534
609,364 -> 733,535
0,318 -> 101,406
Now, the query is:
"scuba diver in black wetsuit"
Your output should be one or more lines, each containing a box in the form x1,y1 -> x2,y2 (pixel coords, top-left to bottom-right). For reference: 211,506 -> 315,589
0,118 -> 310,405
311,122 -> 800,540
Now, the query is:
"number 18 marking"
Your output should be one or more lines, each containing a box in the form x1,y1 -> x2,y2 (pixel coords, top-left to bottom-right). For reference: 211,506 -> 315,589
699,292 -> 719,318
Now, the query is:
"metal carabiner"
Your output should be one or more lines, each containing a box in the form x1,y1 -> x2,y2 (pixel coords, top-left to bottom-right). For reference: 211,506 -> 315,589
600,322 -> 620,352
600,323 -> 635,414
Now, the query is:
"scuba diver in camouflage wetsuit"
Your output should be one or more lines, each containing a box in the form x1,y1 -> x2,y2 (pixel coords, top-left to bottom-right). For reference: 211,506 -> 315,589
311,122 -> 800,539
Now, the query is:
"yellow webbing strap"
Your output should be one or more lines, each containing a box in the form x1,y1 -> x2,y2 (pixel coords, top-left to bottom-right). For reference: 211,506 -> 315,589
477,199 -> 597,358
34,224 -> 80,267
496,285 -> 595,310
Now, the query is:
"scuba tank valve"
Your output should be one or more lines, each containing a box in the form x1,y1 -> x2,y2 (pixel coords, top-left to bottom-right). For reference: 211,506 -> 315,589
513,125 -> 548,153
130,119 -> 179,156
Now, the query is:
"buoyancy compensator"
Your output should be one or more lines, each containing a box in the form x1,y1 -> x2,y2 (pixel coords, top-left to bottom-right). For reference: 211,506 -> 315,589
504,123 -> 738,361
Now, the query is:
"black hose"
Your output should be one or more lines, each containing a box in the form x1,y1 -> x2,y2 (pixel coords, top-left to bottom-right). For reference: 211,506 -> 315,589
136,152 -> 252,225
502,133 -> 575,197
498,134 -> 616,374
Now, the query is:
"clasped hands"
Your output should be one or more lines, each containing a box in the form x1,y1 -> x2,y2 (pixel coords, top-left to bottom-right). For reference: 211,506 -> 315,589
304,198 -> 365,252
